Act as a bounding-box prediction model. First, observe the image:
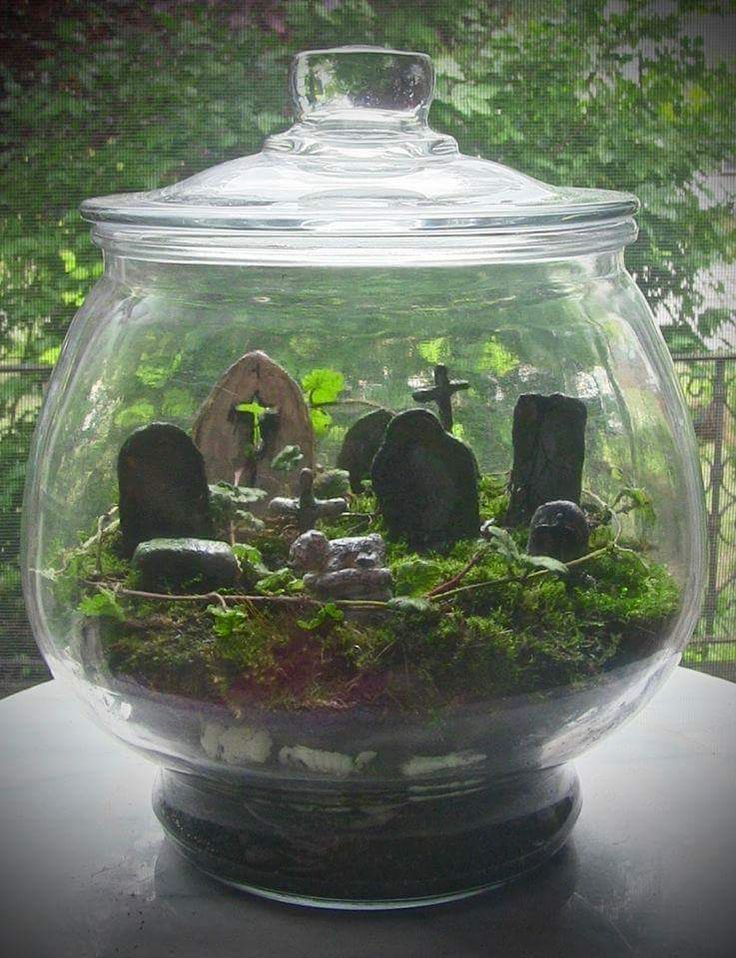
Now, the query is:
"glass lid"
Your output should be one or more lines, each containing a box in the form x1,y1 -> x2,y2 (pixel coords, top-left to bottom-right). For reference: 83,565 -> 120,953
81,46 -> 638,244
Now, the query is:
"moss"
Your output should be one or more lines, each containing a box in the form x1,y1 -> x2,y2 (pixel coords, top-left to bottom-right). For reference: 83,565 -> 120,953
58,479 -> 682,713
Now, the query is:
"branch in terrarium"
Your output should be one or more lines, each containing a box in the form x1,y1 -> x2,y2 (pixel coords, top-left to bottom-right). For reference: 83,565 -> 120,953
88,581 -> 390,612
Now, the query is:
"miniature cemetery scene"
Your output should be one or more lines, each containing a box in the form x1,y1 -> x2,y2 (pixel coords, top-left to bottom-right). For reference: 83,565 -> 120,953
59,352 -> 680,715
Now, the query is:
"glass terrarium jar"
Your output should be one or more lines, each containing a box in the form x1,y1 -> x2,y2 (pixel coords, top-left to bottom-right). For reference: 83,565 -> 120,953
23,47 -> 705,908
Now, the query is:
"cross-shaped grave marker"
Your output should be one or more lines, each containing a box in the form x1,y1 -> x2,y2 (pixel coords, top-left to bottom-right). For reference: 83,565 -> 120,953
267,467 -> 347,533
411,364 -> 469,432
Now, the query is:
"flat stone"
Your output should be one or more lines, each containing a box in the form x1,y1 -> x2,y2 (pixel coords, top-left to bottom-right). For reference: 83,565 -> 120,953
192,351 -> 315,501
527,500 -> 590,562
371,409 -> 480,549
337,409 -> 394,493
132,538 -> 239,593
506,393 -> 587,525
118,422 -> 214,558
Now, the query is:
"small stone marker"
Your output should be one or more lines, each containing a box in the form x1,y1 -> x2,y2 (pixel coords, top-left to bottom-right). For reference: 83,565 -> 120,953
132,538 -> 239,592
336,408 -> 394,492
371,409 -> 480,549
268,468 -> 347,533
411,364 -> 469,432
192,351 -> 315,498
118,422 -> 214,557
290,530 -> 393,601
506,393 -> 587,525
527,500 -> 589,562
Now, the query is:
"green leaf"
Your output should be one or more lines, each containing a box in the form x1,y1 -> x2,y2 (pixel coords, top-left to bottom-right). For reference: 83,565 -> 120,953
114,401 -> 156,429
271,444 -> 303,472
476,339 -> 519,377
393,558 -> 443,596
433,55 -> 465,81
297,602 -> 345,630
310,407 -> 333,437
234,401 -> 270,449
697,308 -> 732,338
135,353 -> 182,387
612,486 -> 656,521
417,337 -> 451,365
522,554 -> 569,575
302,368 -> 345,404
232,544 -> 268,575
79,588 -> 124,621
255,568 -> 303,596
209,482 -> 267,523
38,345 -> 61,366
207,605 -> 246,638
481,525 -> 521,562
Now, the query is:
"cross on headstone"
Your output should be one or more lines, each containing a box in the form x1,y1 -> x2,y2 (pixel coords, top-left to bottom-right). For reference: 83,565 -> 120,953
411,364 -> 469,432
267,468 -> 347,533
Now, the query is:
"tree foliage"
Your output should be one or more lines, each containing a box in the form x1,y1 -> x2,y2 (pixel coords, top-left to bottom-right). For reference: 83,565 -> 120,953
1,0 -> 734,645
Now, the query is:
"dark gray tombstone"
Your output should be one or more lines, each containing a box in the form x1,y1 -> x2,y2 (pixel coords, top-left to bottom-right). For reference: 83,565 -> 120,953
336,408 -> 394,493
371,409 -> 479,549
506,394 -> 587,525
527,500 -> 589,562
118,422 -> 214,557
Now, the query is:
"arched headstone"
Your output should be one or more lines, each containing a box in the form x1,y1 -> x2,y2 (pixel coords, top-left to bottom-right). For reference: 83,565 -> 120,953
371,409 -> 479,549
118,422 -> 214,557
336,408 -> 394,493
192,351 -> 315,501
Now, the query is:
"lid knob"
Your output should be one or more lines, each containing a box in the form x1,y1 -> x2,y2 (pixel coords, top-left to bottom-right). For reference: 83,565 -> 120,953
290,46 -> 434,126
265,46 -> 455,160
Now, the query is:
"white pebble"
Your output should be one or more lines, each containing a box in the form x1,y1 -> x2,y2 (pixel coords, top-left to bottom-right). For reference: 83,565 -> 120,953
401,751 -> 486,778
200,721 -> 272,765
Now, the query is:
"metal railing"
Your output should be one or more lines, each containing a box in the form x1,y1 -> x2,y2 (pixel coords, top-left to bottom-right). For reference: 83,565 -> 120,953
674,353 -> 736,678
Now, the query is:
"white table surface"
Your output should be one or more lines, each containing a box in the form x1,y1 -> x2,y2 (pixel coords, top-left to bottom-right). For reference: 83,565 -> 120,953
1,666 -> 735,958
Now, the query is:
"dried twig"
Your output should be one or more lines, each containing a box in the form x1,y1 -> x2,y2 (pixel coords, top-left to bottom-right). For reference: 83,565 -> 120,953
91,582 -> 390,612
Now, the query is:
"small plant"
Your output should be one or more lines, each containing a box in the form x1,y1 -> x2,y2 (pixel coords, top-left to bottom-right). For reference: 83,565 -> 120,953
78,588 -> 125,621
271,445 -> 304,472
297,603 -> 345,631
209,481 -> 267,538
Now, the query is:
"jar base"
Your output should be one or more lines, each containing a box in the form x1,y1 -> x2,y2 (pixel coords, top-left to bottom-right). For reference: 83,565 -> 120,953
153,764 -> 581,910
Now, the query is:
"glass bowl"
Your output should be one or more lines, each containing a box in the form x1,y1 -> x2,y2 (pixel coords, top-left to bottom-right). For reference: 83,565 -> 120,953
22,46 -> 705,909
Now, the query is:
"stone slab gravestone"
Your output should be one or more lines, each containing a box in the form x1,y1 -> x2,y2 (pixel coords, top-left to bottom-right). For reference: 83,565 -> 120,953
506,393 -> 587,525
118,422 -> 214,557
192,351 -> 315,502
371,409 -> 479,549
336,408 -> 394,493
131,537 -> 239,592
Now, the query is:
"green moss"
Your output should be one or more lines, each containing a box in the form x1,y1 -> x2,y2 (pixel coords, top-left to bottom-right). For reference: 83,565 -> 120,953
58,479 -> 682,713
